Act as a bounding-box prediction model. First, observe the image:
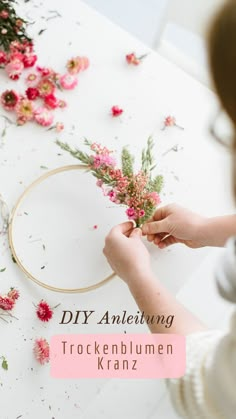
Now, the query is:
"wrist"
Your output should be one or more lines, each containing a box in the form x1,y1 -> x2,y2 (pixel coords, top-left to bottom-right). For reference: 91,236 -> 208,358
202,215 -> 236,247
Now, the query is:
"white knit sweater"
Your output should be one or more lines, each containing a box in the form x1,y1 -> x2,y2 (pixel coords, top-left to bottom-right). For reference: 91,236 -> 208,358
167,238 -> 236,419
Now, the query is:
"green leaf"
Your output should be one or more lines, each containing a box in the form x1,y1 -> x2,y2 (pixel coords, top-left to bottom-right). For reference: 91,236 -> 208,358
0,268 -> 6,273
121,147 -> 134,177
1,358 -> 8,371
141,137 -> 155,174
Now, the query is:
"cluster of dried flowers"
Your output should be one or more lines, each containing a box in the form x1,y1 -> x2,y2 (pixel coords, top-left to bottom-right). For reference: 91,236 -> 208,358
0,287 -> 19,322
56,137 -> 164,227
0,56 -> 89,127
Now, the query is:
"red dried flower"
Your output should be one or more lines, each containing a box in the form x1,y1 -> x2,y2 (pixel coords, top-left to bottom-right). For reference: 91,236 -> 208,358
7,288 -> 20,301
36,300 -> 53,322
26,87 -> 39,100
34,338 -> 50,365
23,54 -> 37,68
0,50 -> 7,65
111,106 -> 123,117
0,296 -> 15,311
44,93 -> 58,109
126,52 -> 147,66
1,90 -> 19,111
163,115 -> 184,130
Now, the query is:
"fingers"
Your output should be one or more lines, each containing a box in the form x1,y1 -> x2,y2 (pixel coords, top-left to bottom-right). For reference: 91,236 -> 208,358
142,219 -> 168,235
155,235 -> 178,248
109,221 -> 134,237
130,228 -> 142,238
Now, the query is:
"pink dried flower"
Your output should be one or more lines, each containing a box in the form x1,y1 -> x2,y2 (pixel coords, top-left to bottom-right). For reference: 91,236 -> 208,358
126,52 -> 147,65
55,122 -> 64,132
67,56 -> 90,74
23,54 -> 37,68
34,107 -> 54,127
1,29 -> 7,35
7,288 -> 20,301
163,115 -> 184,130
17,116 -> 27,126
26,87 -> 39,101
139,209 -> 145,217
36,66 -> 52,77
33,338 -> 50,365
1,90 -> 19,111
16,98 -> 35,121
5,59 -> 24,80
26,73 -> 39,86
111,106 -> 123,117
36,300 -> 53,322
108,189 -> 116,202
58,99 -> 67,109
59,73 -> 78,90
93,225 -> 98,230
0,50 -> 7,65
96,179 -> 103,187
147,192 -> 161,206
37,78 -> 55,97
126,208 -> 137,220
0,296 -> 15,311
92,154 -> 116,169
44,93 -> 58,109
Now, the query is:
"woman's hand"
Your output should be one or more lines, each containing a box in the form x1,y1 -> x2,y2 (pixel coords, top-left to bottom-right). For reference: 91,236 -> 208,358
103,222 -> 153,285
142,204 -> 208,249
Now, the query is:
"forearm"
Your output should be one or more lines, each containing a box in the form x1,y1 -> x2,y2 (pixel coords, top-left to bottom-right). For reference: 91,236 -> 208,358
203,214 -> 236,247
128,273 -> 206,335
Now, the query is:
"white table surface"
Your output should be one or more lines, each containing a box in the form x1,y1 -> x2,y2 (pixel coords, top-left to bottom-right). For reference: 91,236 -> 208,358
0,0 -> 234,418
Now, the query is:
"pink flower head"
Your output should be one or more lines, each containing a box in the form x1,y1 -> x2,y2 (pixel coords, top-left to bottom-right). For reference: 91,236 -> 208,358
58,99 -> 67,109
96,179 -> 103,188
26,73 -> 39,86
55,122 -> 64,132
59,73 -> 78,90
33,338 -> 50,365
0,296 -> 15,311
126,207 -> 137,220
138,209 -> 145,218
148,192 -> 161,206
111,106 -> 123,117
67,56 -> 90,74
34,107 -> 54,127
23,54 -> 37,68
1,90 -> 19,111
5,59 -> 24,80
92,154 -> 116,169
1,29 -> 7,35
44,93 -> 58,109
36,66 -> 52,77
26,87 -> 39,101
0,50 -> 7,65
16,98 -> 35,121
164,116 -> 176,127
36,300 -> 53,322
7,288 -> 20,301
126,52 -> 140,65
108,189 -> 117,202
37,78 -> 55,97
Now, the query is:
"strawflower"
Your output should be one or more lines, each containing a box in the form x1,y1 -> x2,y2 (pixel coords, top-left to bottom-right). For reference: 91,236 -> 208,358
34,107 -> 54,127
36,300 -> 53,322
67,56 -> 89,74
111,106 -> 123,117
33,338 -> 50,365
1,90 -> 19,110
26,87 -> 39,100
16,98 -> 34,121
162,115 -> 184,130
59,73 -> 78,90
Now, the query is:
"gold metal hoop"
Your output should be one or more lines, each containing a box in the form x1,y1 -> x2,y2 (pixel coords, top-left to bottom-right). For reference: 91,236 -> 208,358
8,165 -> 116,293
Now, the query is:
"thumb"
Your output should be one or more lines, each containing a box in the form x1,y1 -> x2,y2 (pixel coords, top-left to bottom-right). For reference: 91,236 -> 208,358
130,228 -> 142,238
142,220 -> 168,235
